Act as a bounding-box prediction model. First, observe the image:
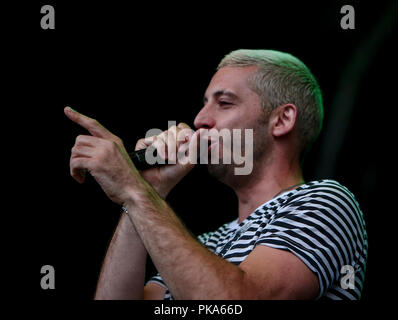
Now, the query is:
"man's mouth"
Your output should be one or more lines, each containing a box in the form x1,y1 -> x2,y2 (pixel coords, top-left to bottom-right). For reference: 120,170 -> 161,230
207,137 -> 219,152
196,137 -> 219,162
208,142 -> 216,152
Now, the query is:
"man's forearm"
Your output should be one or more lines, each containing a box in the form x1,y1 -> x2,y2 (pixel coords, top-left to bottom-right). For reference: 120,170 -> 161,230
125,186 -> 246,300
94,213 -> 147,300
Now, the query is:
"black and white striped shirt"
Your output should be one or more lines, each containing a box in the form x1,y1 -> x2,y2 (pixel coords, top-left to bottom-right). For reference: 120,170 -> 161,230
147,179 -> 368,300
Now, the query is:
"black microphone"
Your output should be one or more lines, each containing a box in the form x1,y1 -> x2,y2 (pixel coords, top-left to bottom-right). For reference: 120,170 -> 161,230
129,146 -> 203,171
128,148 -> 165,171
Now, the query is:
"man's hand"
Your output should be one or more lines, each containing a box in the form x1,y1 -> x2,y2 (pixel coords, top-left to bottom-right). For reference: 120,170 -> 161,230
65,107 -> 143,205
65,106 -> 197,202
135,123 -> 196,198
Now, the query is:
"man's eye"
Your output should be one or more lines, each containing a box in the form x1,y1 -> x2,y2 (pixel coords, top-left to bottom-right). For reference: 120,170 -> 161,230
219,101 -> 232,106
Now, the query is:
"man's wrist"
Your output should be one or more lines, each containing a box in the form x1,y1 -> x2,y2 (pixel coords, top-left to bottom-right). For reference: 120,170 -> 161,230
122,179 -> 165,213
154,186 -> 170,200
119,208 -> 140,235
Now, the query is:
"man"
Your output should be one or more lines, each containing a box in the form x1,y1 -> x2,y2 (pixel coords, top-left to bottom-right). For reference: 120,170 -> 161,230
65,49 -> 368,300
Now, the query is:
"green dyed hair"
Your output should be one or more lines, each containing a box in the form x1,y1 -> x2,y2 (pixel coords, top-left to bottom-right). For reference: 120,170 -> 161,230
218,49 -> 324,156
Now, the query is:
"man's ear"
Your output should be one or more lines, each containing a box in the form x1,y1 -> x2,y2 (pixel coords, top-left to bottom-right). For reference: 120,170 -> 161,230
270,104 -> 298,137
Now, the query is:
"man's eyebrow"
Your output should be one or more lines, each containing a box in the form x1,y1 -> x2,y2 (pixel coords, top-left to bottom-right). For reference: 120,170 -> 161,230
203,90 -> 239,103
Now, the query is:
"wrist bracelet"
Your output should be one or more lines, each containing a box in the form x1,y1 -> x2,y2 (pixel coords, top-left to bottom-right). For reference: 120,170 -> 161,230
121,206 -> 134,224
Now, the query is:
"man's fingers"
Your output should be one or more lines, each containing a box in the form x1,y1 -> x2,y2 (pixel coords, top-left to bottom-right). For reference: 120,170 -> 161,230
135,136 -> 156,151
70,135 -> 109,182
152,135 -> 168,161
71,145 -> 94,158
135,123 -> 195,164
70,157 -> 90,184
74,134 -> 106,147
177,122 -> 191,130
64,107 -> 115,140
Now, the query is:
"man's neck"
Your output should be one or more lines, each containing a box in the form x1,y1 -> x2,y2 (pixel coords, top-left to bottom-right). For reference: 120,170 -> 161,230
233,159 -> 304,224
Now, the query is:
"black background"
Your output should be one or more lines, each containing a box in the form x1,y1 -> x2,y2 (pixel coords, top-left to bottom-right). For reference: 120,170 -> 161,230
4,0 -> 398,310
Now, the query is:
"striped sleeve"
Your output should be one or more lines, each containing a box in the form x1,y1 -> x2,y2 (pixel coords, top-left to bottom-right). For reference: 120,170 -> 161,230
197,231 -> 215,246
146,273 -> 168,290
255,182 -> 365,299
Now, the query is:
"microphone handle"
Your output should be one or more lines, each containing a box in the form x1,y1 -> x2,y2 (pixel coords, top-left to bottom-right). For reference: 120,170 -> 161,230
128,148 -> 203,170
128,148 -> 165,171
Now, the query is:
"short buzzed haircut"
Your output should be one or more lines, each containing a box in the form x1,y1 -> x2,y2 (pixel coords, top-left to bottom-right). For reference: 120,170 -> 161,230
218,49 -> 324,157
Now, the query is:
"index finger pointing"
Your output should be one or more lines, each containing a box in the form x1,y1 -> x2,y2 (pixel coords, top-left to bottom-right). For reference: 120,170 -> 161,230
64,106 -> 113,139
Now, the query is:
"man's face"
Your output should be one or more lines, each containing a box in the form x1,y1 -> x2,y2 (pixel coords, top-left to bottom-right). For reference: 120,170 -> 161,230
193,66 -> 270,181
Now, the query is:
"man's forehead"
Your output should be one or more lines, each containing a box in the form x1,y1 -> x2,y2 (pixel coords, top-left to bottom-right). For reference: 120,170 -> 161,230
204,66 -> 258,98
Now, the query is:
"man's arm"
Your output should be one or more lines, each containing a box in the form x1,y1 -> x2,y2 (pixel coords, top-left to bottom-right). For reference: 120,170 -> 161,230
94,213 -> 147,300
95,212 -> 167,300
124,190 -> 319,300
65,107 -> 194,299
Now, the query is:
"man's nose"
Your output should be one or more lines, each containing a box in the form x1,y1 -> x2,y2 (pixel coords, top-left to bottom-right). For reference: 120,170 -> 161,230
193,105 -> 216,129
